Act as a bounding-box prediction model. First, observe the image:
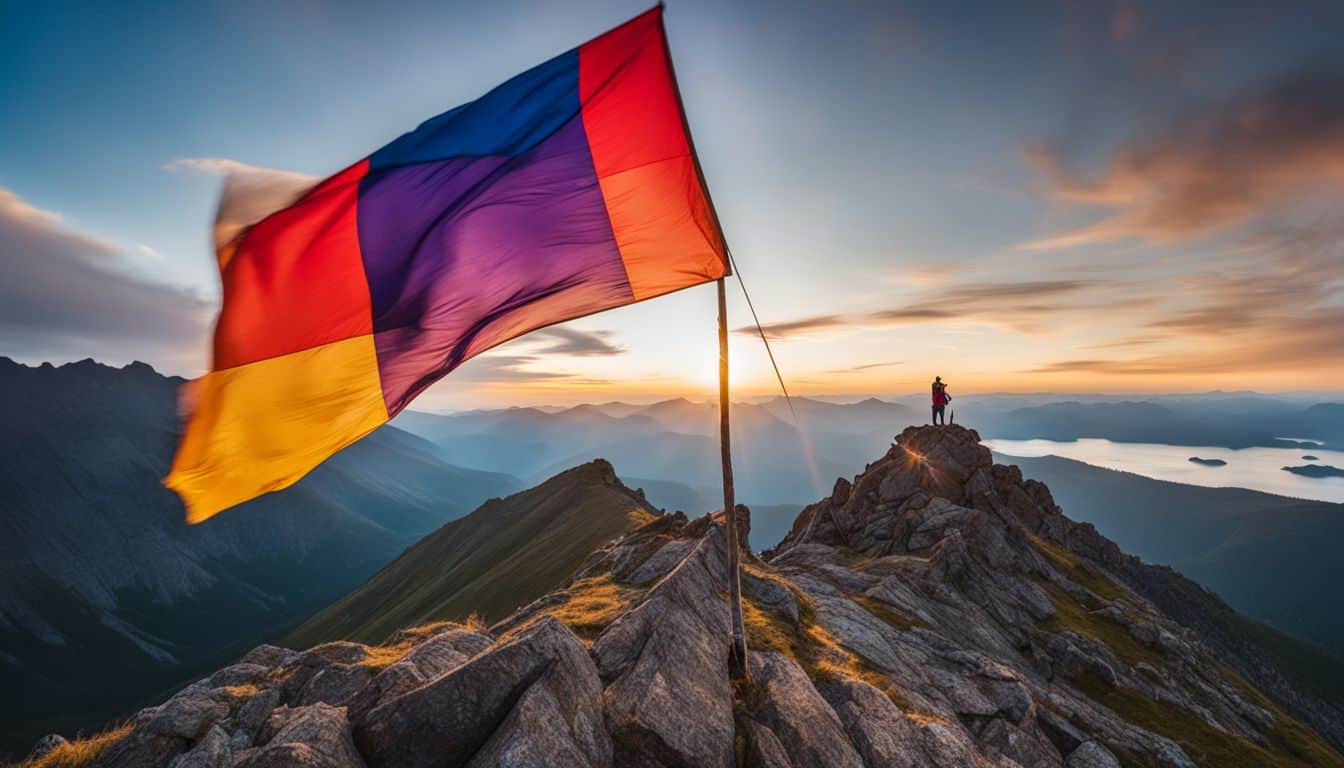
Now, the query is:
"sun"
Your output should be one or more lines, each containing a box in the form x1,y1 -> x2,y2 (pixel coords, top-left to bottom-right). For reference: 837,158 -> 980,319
687,336 -> 765,396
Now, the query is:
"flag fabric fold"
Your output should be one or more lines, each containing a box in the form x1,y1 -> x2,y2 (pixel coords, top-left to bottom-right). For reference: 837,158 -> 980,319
167,6 -> 727,522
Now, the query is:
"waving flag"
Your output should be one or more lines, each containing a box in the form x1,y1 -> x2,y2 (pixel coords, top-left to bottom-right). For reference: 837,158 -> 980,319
167,7 -> 727,522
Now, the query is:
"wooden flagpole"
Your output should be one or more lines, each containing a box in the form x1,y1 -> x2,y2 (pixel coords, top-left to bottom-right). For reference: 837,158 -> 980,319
718,277 -> 749,678
656,2 -> 748,678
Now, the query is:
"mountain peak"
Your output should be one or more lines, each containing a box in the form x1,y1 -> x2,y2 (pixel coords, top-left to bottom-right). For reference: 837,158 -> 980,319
0,355 -> 175,382
120,360 -> 161,377
544,457 -> 626,492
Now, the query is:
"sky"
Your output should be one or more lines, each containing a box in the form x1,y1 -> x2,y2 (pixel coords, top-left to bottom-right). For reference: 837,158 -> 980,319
3,0 -> 1343,409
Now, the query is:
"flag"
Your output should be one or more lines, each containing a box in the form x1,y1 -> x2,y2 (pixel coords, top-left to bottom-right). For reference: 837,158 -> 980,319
166,7 -> 727,522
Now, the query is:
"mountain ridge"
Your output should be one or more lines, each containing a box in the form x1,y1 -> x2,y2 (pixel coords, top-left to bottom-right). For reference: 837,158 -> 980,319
284,460 -> 658,648
27,425 -> 1342,767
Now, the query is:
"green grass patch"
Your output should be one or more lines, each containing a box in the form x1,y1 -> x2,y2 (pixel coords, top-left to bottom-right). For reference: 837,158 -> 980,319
1218,611 -> 1344,709
1028,533 -> 1127,603
1038,580 -> 1163,668
851,594 -> 931,632
538,574 -> 646,641
1074,673 -> 1341,768
355,616 -> 492,671
284,468 -> 657,649
1216,662 -> 1344,768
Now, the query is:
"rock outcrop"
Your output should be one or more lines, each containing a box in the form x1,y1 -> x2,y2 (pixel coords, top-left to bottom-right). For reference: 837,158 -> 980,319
36,425 -> 1343,768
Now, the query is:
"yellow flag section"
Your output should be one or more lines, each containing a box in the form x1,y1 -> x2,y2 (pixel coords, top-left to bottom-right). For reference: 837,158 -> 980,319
165,335 -> 388,523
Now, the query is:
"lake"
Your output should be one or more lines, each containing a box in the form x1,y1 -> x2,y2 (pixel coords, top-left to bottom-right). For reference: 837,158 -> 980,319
984,438 -> 1344,504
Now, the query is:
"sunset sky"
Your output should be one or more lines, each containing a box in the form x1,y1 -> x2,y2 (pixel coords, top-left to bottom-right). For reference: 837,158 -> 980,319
3,0 -> 1343,409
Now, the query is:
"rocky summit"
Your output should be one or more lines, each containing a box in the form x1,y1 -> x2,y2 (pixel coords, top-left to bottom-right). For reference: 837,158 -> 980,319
25,425 -> 1343,768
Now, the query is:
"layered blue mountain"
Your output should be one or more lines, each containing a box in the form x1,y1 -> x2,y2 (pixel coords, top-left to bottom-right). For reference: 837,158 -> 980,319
0,357 -> 520,756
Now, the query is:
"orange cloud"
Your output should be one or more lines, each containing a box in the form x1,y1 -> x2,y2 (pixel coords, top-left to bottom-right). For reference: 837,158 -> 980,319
1021,70 -> 1344,250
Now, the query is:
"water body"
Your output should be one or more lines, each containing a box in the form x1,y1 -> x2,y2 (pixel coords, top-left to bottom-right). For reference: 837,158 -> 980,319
984,438 -> 1344,504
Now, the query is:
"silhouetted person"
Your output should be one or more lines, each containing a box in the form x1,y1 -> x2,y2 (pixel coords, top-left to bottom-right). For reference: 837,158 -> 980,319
931,376 -> 950,425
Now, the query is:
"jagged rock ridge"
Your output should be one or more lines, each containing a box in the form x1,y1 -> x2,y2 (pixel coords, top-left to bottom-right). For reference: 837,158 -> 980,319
30,425 -> 1343,767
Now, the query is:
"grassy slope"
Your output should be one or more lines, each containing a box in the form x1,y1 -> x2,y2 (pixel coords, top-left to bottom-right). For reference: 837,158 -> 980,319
997,453 -> 1344,656
285,461 -> 657,648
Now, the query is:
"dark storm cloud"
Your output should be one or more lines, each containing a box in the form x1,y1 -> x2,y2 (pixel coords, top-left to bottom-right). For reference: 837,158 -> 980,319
0,187 -> 211,368
1022,69 -> 1344,250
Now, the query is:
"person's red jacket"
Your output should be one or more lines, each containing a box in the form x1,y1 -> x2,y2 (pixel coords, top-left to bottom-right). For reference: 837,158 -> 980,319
932,384 -> 949,406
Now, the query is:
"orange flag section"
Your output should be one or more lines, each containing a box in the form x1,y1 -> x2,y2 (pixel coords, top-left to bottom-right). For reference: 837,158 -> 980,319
165,335 -> 389,523
578,5 -> 726,300
591,156 -> 725,300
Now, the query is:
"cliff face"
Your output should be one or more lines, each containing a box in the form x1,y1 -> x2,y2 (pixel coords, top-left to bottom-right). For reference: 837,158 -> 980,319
28,425 -> 1343,768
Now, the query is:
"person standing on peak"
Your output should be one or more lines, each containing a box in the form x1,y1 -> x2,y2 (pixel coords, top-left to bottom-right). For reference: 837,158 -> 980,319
931,376 -> 951,425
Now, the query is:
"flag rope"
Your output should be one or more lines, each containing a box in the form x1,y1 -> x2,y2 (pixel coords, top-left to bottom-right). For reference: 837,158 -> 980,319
728,248 -> 797,421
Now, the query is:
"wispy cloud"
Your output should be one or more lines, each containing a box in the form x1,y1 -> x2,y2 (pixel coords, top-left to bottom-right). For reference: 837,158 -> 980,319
0,186 -> 210,369
164,157 -> 259,176
1020,69 -> 1344,250
1087,335 -> 1162,350
163,157 -> 308,181
883,263 -> 958,287
1032,214 -> 1344,376
828,360 -> 902,374
1029,309 -> 1344,375
166,156 -> 318,255
736,313 -> 853,339
451,354 -> 589,384
737,280 -> 1112,339
444,345 -> 634,389
526,327 -> 625,357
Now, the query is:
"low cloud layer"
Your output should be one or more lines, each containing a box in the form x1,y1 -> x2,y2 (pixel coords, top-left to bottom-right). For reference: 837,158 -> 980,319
1021,69 -> 1344,250
0,187 -> 211,370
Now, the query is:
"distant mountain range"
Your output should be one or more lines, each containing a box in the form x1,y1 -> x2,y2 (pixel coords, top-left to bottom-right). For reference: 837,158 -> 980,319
968,399 -> 1344,449
394,396 -> 914,508
0,357 -> 520,756
395,395 -> 1344,506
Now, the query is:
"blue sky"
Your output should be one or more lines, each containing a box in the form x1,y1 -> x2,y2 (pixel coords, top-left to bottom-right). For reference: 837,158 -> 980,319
3,1 -> 1343,408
